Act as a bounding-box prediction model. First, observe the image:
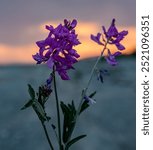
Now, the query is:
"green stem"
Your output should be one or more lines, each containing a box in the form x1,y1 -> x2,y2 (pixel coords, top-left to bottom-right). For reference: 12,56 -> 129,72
85,40 -> 108,92
77,40 -> 109,115
66,41 -> 109,145
53,66 -> 62,150
41,121 -> 54,150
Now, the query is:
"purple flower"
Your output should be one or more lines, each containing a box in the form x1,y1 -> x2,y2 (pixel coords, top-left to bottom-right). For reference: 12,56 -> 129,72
102,18 -> 128,50
105,50 -> 121,66
33,19 -> 81,80
46,75 -> 53,88
91,19 -> 128,66
64,19 -> 77,30
91,19 -> 128,50
84,95 -> 96,105
91,33 -> 104,45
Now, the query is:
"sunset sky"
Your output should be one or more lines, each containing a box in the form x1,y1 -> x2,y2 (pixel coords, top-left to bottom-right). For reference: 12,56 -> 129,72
0,0 -> 136,64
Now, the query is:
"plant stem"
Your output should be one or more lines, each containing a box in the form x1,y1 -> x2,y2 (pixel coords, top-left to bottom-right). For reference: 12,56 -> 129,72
67,41 -> 109,144
86,41 -> 108,92
53,66 -> 62,150
77,40 -> 109,116
41,121 -> 54,150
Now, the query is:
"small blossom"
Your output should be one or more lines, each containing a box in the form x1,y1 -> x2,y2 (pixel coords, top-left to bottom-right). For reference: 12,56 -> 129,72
84,95 -> 96,105
64,19 -> 77,30
102,18 -> 128,50
91,19 -> 128,66
91,33 -> 104,45
46,74 -> 53,88
105,50 -> 121,66
33,19 -> 81,80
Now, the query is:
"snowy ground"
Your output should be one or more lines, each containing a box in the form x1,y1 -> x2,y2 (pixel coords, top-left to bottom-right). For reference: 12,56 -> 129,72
0,55 -> 135,150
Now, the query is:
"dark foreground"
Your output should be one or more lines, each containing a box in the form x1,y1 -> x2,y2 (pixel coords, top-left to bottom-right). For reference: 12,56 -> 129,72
0,56 -> 135,150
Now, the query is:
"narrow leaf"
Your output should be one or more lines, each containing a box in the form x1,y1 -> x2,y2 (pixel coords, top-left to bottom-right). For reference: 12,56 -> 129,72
32,100 -> 48,121
60,101 -> 69,114
89,91 -> 96,98
61,101 -> 77,144
79,100 -> 89,114
21,100 -> 33,110
28,84 -> 35,99
65,135 -> 86,150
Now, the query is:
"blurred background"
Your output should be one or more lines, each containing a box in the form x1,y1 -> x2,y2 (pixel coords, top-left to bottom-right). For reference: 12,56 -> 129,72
0,0 -> 135,150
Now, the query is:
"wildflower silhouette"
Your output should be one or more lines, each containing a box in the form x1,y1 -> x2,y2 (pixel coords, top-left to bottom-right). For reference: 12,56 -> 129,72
22,19 -> 128,150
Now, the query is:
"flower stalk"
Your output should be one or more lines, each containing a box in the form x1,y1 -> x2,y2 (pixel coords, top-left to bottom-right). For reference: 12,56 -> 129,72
75,40 -> 109,129
41,121 -> 54,150
53,66 -> 62,150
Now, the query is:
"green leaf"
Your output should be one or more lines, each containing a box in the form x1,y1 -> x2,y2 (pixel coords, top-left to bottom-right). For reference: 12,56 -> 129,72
65,135 -> 86,150
28,84 -> 35,100
60,101 -> 69,114
21,100 -> 33,110
89,91 -> 96,98
32,100 -> 48,122
60,101 -> 77,143
79,101 -> 89,114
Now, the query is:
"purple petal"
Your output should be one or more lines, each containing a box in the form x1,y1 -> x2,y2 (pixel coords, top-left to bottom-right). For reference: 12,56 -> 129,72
102,26 -> 107,35
113,30 -> 128,43
46,25 -> 54,31
71,19 -> 77,28
84,96 -> 96,104
32,53 -> 42,64
45,37 -> 53,45
72,38 -> 81,45
108,26 -> 118,37
47,57 -> 54,68
105,56 -> 117,66
39,47 -> 45,57
113,51 -> 122,56
45,49 -> 52,58
36,40 -> 46,48
114,36 -> 124,43
59,71 -> 70,80
69,49 -> 80,58
120,30 -> 128,36
115,43 -> 125,50
107,19 -> 118,37
111,18 -> 116,26
105,49 -> 119,66
64,19 -> 77,30
46,75 -> 53,86
64,19 -> 69,26
91,33 -> 103,45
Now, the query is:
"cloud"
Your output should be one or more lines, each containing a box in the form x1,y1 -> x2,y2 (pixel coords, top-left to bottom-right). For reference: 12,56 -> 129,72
0,21 -> 135,64
0,0 -> 135,46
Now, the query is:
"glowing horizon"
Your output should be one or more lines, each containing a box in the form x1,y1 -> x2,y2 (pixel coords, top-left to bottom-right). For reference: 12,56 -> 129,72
0,22 -> 135,65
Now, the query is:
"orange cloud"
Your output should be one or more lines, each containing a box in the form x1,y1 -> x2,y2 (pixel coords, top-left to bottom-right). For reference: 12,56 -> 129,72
0,44 -> 37,64
0,22 -> 135,64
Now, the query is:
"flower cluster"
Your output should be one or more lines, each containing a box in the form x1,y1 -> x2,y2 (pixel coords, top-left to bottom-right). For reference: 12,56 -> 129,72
33,19 -> 81,80
91,18 -> 128,66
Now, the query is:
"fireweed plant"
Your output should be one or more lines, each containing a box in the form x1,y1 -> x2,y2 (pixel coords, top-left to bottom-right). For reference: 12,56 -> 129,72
21,19 -> 128,150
